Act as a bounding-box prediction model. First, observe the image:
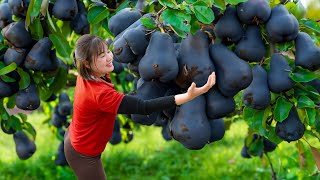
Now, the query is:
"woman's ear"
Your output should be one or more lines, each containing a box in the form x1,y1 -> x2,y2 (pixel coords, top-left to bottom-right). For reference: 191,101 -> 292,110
84,61 -> 90,69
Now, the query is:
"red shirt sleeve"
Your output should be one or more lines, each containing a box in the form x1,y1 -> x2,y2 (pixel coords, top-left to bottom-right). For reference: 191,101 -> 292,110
96,87 -> 124,114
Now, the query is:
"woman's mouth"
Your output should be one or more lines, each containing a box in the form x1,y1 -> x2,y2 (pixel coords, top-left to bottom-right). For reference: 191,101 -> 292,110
106,62 -> 113,67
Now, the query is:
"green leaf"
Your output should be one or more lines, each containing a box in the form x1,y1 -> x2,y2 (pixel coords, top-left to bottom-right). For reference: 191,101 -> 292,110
0,63 -> 17,76
243,106 -> 269,136
87,6 -> 110,24
140,17 -> 157,29
213,0 -> 226,10
169,24 -> 187,38
49,34 -> 72,64
25,0 -> 42,28
38,84 -> 53,101
190,16 -> 201,35
0,75 -> 16,82
0,33 -> 4,43
115,0 -> 131,13
297,95 -> 315,108
161,9 -> 191,32
225,0 -> 248,5
49,67 -> 68,93
290,66 -> 320,82
10,115 -> 22,131
274,97 -> 293,122
306,108 -> 316,126
101,18 -> 114,38
294,83 -> 320,104
159,0 -> 177,8
192,1 -> 215,24
6,95 -> 16,109
275,41 -> 294,52
309,145 -> 320,170
29,18 -> 44,40
22,122 -> 36,141
300,19 -> 320,34
16,67 -> 30,90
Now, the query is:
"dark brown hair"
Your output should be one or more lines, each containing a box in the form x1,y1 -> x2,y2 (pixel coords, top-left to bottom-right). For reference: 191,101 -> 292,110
73,34 -> 108,80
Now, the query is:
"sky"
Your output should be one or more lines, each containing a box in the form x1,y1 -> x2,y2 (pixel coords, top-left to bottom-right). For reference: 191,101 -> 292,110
300,0 -> 313,6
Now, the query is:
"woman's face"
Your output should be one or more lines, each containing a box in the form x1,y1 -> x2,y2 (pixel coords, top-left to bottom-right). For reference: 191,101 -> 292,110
90,44 -> 114,77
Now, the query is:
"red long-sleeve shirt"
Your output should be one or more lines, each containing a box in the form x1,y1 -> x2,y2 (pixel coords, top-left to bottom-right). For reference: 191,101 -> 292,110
69,75 -> 124,156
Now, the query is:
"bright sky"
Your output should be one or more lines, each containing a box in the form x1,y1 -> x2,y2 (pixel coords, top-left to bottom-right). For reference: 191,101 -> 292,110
300,0 -> 313,6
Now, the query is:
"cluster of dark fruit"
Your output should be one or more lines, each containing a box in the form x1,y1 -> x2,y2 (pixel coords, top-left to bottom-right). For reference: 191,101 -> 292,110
50,93 -> 72,166
241,133 -> 277,159
0,0 -> 89,160
108,0 -> 320,150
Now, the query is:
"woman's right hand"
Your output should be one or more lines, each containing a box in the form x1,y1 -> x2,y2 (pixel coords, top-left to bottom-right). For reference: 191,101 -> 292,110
174,72 -> 216,105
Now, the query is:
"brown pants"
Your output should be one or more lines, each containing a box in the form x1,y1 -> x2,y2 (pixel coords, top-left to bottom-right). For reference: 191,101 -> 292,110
64,129 -> 107,180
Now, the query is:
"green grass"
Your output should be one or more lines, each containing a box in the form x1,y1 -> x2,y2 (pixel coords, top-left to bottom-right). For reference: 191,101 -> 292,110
0,111 -> 319,180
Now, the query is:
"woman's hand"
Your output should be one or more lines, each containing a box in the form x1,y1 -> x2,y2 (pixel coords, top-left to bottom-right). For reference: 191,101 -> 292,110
186,72 -> 216,99
174,72 -> 216,105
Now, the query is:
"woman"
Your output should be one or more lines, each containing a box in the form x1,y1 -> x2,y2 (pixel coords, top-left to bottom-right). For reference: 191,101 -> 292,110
64,34 -> 216,180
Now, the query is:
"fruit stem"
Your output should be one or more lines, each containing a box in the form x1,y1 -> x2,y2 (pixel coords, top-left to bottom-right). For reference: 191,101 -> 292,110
265,153 -> 277,180
156,7 -> 167,33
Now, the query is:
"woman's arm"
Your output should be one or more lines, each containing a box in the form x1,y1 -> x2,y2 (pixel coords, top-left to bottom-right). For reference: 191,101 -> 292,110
117,72 -> 216,115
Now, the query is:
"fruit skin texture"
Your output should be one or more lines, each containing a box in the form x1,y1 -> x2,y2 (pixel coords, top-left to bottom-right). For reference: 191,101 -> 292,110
235,25 -> 266,62
237,0 -> 271,24
275,107 -> 305,142
209,43 -> 253,97
242,65 -> 271,110
295,32 -> 320,71
13,131 -> 36,160
267,53 -> 294,93
214,6 -> 244,45
266,4 -> 299,43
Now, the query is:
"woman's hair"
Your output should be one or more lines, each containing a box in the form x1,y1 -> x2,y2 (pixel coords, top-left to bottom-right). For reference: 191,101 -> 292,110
73,34 -> 108,80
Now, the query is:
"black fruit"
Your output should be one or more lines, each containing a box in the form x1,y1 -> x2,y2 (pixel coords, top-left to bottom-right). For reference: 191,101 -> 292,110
0,3 -> 13,28
268,53 -> 294,93
55,141 -> 68,166
108,8 -> 142,36
15,82 -> 40,110
295,32 -> 320,71
263,137 -> 277,153
208,118 -> 225,143
58,93 -> 72,116
131,80 -> 169,125
109,118 -> 122,145
242,65 -> 271,110
13,130 -> 36,160
235,25 -> 266,62
24,37 -> 59,71
4,47 -> 28,66
8,0 -> 30,17
275,107 -> 305,142
171,96 -> 211,150
52,0 -> 78,21
266,4 -> 299,43
237,0 -> 271,24
209,43 -> 253,97
122,27 -> 149,55
206,86 -> 236,119
139,32 -> 179,83
175,31 -> 215,88
51,106 -> 67,128
113,37 -> 136,63
1,19 -> 33,48
214,6 -> 244,45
